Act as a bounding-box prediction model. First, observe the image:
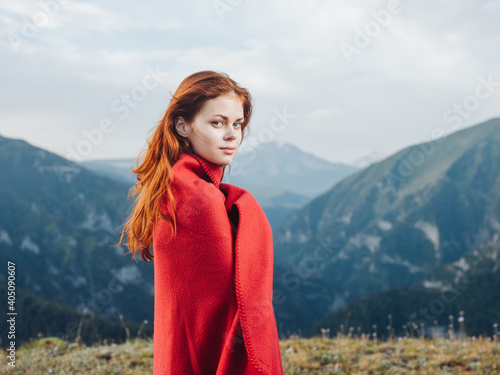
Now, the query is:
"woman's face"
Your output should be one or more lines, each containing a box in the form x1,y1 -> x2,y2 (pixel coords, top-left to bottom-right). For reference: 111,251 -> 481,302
175,94 -> 244,166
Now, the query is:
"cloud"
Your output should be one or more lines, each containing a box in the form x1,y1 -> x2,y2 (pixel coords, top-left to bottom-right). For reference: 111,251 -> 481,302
307,108 -> 344,118
0,1 -> 180,33
0,0 -> 499,164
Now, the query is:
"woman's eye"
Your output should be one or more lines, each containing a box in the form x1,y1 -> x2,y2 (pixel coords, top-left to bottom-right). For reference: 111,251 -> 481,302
212,121 -> 223,127
234,123 -> 242,129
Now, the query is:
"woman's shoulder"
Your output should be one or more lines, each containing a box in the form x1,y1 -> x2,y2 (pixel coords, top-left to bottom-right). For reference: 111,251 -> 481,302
219,182 -> 256,202
170,162 -> 223,199
165,158 -> 227,213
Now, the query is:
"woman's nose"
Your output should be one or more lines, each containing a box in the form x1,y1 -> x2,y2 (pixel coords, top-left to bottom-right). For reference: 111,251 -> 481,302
224,125 -> 239,139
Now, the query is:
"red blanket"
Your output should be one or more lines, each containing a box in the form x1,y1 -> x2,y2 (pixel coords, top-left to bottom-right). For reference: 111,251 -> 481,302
153,152 -> 284,374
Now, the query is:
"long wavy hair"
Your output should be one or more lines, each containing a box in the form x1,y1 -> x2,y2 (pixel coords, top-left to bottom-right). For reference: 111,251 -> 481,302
118,70 -> 253,262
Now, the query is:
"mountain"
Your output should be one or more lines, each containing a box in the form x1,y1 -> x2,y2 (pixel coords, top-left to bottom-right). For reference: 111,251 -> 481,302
272,118 -> 500,333
306,230 -> 500,339
225,141 -> 358,203
417,229 -> 500,289
0,135 -> 154,328
80,142 -> 357,203
80,142 -> 358,229
78,158 -> 137,186
1,134 -> 354,342
4,116 -> 499,342
0,275 -> 153,347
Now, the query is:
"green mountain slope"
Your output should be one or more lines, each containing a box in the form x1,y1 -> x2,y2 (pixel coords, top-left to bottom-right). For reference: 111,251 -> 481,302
306,231 -> 500,339
0,135 -> 154,327
272,118 -> 500,333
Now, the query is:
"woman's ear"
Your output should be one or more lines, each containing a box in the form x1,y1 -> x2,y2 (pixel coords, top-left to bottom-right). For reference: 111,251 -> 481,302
175,116 -> 188,137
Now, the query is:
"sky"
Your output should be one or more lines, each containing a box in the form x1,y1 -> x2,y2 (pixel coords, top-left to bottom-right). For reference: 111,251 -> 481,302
1,0 -> 499,166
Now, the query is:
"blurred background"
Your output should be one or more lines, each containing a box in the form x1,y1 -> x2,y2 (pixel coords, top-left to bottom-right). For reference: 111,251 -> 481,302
0,0 -> 499,346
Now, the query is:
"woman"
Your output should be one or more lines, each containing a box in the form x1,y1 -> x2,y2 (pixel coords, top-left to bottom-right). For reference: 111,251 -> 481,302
119,71 -> 284,374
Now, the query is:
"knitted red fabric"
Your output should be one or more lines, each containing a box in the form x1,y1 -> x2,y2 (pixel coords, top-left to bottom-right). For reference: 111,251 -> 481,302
152,152 -> 284,374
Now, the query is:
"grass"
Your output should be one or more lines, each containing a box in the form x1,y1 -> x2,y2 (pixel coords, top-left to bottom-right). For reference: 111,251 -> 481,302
2,333 -> 499,374
281,334 -> 500,374
1,337 -> 153,375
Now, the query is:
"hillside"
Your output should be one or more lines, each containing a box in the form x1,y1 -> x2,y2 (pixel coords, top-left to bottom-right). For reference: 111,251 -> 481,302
272,118 -> 500,334
0,135 -> 155,326
417,230 -> 500,288
306,223 -> 500,340
0,276 -> 152,347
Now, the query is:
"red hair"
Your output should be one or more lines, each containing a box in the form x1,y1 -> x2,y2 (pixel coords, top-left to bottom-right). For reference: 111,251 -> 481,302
118,71 -> 253,262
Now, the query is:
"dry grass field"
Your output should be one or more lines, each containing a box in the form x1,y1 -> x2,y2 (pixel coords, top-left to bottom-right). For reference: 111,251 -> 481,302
2,333 -> 499,374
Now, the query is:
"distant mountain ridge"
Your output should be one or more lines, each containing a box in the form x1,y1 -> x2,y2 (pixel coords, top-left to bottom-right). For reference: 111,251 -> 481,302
80,142 -> 357,201
227,141 -> 358,204
80,141 -> 359,229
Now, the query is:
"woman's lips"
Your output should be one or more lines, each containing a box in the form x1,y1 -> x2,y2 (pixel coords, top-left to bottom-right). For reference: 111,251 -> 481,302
221,148 -> 235,155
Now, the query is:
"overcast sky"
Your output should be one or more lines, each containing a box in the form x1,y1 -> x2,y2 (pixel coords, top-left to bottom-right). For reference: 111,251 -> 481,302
1,0 -> 499,165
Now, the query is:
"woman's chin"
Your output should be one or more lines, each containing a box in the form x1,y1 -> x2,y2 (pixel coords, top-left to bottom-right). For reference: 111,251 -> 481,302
217,156 -> 234,166
215,151 -> 237,165
199,153 -> 234,167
